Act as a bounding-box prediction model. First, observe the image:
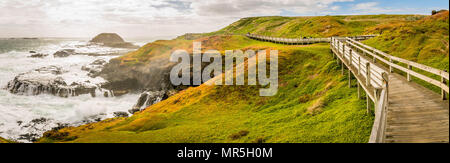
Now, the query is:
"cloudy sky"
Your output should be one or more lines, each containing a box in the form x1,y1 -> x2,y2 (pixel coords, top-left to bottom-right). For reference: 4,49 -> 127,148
0,0 -> 448,38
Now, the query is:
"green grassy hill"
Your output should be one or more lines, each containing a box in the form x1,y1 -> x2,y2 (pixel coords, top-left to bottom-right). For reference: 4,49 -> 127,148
0,137 -> 14,143
39,41 -> 373,143
364,11 -> 449,71
38,12 -> 448,143
363,11 -> 449,92
116,14 -> 424,66
209,15 -> 422,38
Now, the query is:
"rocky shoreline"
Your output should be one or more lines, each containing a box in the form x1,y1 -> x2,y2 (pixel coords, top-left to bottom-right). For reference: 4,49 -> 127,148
129,90 -> 177,114
98,59 -> 180,113
4,65 -> 114,98
4,33 -> 188,113
5,33 -> 141,99
1,33 -> 181,143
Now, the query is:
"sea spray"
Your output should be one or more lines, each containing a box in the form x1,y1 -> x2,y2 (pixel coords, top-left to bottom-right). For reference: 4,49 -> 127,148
0,38 -> 147,142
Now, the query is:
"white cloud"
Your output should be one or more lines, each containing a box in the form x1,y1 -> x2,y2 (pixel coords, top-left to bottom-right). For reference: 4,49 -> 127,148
0,0 -> 429,38
353,2 -> 379,10
331,5 -> 341,11
351,1 -> 409,14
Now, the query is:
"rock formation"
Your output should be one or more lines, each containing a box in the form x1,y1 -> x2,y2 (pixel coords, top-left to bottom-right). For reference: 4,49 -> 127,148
4,66 -> 108,98
90,33 -> 139,49
29,53 -> 49,58
81,59 -> 108,78
128,90 -> 174,114
53,49 -> 75,57
113,111 -> 129,118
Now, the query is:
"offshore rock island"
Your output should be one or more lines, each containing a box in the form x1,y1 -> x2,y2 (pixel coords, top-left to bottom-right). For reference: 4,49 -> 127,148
90,33 -> 140,49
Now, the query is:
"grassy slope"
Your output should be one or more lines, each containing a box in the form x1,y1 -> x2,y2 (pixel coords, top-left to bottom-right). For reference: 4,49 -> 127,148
363,11 -> 449,92
119,14 -> 421,66
117,35 -> 269,65
209,15 -> 422,38
0,137 -> 14,143
364,11 -> 449,71
38,38 -> 373,143
37,13 -> 448,143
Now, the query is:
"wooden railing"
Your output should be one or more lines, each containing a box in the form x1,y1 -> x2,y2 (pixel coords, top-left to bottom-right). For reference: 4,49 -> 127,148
331,36 -> 449,143
247,33 -> 449,143
345,38 -> 449,99
246,33 -> 330,44
369,73 -> 389,143
331,37 -> 390,143
246,33 -> 376,45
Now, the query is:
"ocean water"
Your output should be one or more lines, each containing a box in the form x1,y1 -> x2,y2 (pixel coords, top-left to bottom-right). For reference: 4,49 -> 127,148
0,37 -> 158,142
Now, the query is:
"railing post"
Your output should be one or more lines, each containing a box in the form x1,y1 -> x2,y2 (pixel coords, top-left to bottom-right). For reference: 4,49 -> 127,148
389,57 -> 393,73
374,89 -> 379,113
366,63 -> 371,86
342,42 -> 345,58
407,64 -> 412,82
336,42 -> 340,63
349,49 -> 353,66
341,39 -> 345,75
349,68 -> 352,88
330,37 -> 333,52
372,49 -> 377,63
382,72 -> 389,102
367,94 -> 371,115
358,83 -> 361,99
358,56 -> 361,75
442,70 -> 448,100
336,39 -> 338,51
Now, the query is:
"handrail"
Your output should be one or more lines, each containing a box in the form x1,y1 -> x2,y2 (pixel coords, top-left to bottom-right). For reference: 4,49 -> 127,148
246,33 -> 331,44
250,33 -> 448,143
246,33 -> 377,46
332,37 -> 389,143
347,38 -> 449,80
369,73 -> 389,143
332,36 -> 449,143
346,38 -> 449,94
331,37 -> 387,89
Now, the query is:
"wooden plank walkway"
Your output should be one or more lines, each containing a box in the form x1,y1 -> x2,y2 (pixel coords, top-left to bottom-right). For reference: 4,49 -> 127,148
385,73 -> 449,143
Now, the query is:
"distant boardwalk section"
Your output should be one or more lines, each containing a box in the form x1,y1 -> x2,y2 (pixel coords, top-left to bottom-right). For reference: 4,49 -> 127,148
246,33 -> 375,45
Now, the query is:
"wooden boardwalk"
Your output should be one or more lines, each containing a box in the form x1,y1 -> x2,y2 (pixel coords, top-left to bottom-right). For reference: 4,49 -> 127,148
246,33 -> 375,44
386,74 -> 449,143
246,34 -> 450,143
